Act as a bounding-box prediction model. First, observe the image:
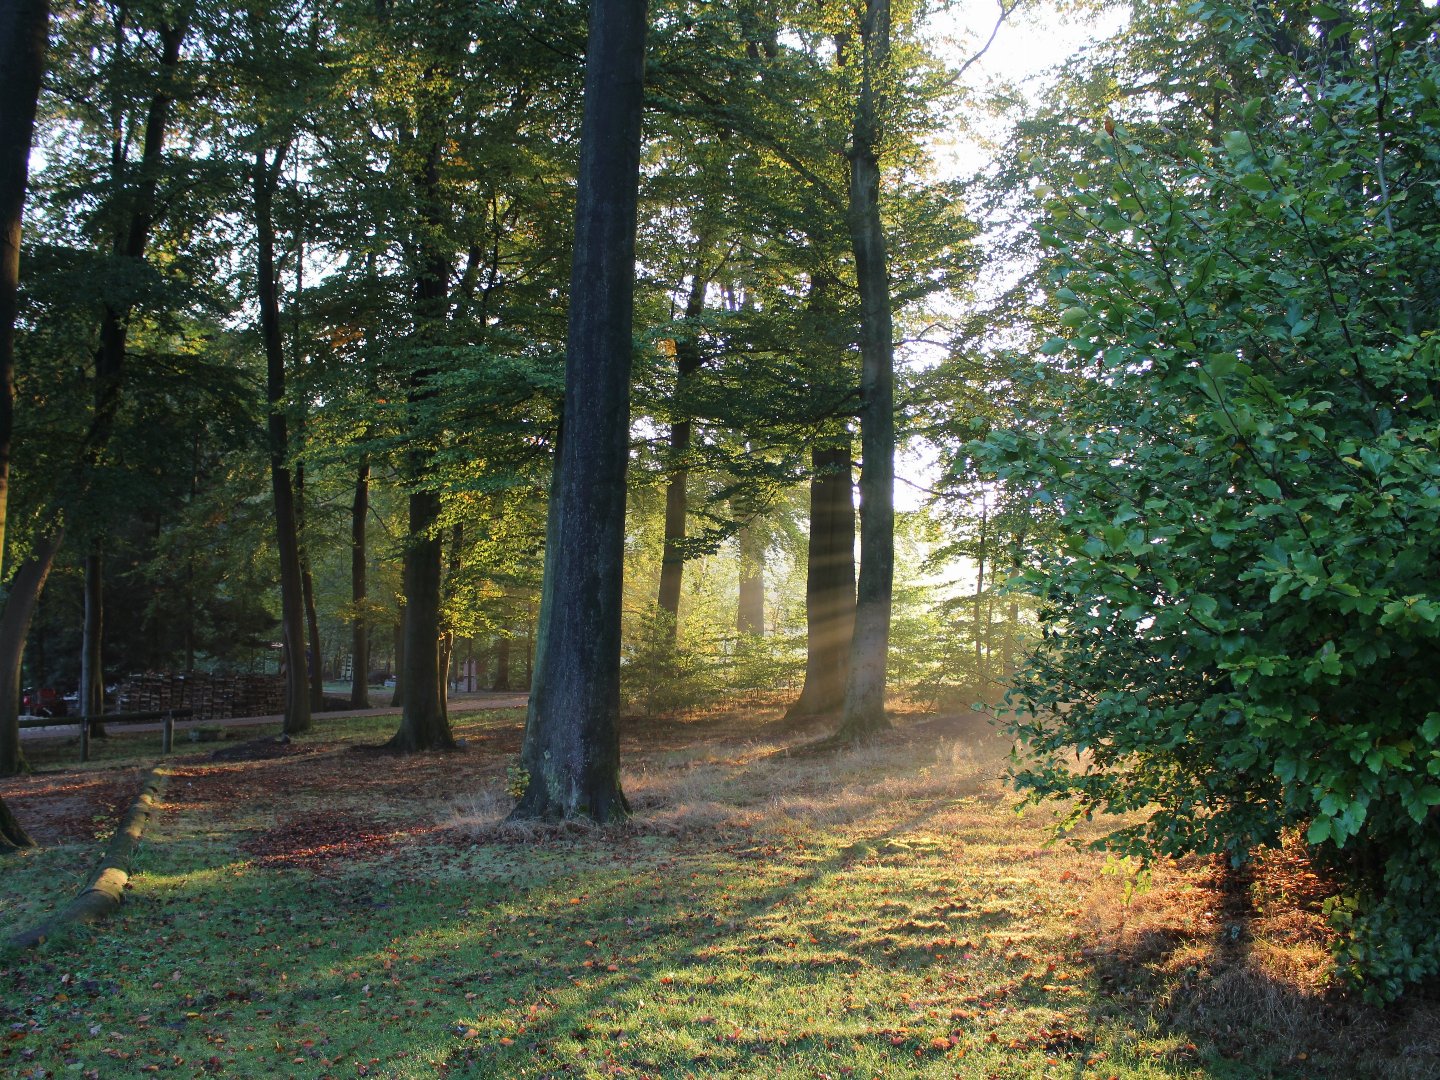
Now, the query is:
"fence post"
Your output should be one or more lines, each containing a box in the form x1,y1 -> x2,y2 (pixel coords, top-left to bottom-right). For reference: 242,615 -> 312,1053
162,711 -> 174,755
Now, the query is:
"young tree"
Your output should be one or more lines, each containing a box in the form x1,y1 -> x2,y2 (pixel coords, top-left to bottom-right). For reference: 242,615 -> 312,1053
513,0 -> 647,823
990,0 -> 1440,1002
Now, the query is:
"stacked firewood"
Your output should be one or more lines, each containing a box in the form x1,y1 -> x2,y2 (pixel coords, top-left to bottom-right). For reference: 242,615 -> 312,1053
114,673 -> 285,720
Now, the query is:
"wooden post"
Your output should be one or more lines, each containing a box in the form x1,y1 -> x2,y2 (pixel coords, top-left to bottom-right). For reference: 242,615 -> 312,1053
162,711 -> 173,754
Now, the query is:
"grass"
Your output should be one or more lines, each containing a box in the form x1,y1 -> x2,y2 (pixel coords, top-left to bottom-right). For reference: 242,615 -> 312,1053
2,701 -> 1437,1079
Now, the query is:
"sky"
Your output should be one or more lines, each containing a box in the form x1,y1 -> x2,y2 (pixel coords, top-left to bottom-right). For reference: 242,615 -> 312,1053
892,1 -> 1128,514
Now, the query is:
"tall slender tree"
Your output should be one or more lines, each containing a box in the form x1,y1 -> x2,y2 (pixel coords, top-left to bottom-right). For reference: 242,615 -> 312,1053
836,0 -> 895,740
513,0 -> 647,823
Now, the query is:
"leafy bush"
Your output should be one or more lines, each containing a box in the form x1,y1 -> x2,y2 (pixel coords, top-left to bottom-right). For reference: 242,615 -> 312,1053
986,0 -> 1440,1001
621,607 -> 719,716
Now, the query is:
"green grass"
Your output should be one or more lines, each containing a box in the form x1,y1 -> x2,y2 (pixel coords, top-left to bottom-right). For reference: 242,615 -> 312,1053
2,704 -> 1435,1079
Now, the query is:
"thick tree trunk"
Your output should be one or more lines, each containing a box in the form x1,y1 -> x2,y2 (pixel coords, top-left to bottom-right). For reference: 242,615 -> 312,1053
836,0 -> 895,741
737,515 -> 765,636
255,145 -> 311,737
350,461 -> 370,708
655,265 -> 708,632
514,0 -> 646,823
0,0 -> 48,568
386,116 -> 453,750
81,548 -> 106,736
492,634 -> 511,691
0,533 -> 61,776
0,0 -> 49,843
388,489 -> 453,752
787,442 -> 856,718
0,791 -> 32,851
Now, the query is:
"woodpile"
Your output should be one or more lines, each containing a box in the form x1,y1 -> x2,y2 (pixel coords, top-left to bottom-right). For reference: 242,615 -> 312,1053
115,672 -> 286,720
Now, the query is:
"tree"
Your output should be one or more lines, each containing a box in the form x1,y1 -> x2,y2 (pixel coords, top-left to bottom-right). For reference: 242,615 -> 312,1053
255,138 -> 312,736
0,0 -> 47,830
786,437 -> 855,717
987,0 -> 1440,1002
835,0 -> 895,740
513,0 -> 647,823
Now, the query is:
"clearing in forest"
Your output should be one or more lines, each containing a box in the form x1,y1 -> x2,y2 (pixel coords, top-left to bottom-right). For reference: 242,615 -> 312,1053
1,703 -> 1436,1079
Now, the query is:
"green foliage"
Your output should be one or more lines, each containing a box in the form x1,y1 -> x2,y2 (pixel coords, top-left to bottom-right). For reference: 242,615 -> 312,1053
620,607 -> 719,717
985,0 -> 1440,1000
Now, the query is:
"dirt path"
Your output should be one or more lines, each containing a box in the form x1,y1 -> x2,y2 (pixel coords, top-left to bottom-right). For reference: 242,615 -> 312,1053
15,690 -> 530,741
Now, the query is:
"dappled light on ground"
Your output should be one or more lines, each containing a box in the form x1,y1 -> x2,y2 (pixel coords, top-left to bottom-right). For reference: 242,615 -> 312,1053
2,705 -> 1436,1078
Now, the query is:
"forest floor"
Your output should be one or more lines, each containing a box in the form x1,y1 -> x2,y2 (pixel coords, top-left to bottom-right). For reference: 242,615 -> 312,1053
1,700 -> 1437,1079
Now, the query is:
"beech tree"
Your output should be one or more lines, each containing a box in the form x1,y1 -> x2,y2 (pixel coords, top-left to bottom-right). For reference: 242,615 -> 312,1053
989,0 -> 1440,1001
513,0 -> 647,823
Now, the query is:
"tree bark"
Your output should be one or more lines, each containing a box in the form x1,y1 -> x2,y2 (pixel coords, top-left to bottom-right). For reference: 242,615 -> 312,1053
81,547 -> 106,736
387,114 -> 454,750
836,0 -> 895,741
787,442 -> 856,718
390,618 -> 404,707
514,0 -> 646,823
492,634 -> 511,691
296,460 -> 324,713
655,263 -> 709,632
0,533 -> 61,776
255,144 -> 311,737
0,0 -> 48,569
389,489 -> 453,751
973,499 -> 988,684
0,790 -> 32,851
0,0 -> 48,796
350,460 -> 370,708
736,512 -> 765,636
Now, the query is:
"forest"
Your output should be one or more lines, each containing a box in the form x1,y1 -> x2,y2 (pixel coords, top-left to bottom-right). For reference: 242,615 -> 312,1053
3,0 -> 1440,1074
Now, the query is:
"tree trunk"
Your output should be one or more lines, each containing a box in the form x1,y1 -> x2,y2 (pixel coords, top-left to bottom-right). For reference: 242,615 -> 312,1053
0,0 -> 50,838
386,112 -> 454,751
0,532 -> 61,776
388,489 -> 453,751
973,499 -> 988,684
0,791 -> 32,851
514,0 -> 646,823
390,618 -> 403,707
655,263 -> 708,633
0,0 -> 48,569
296,459 -> 323,713
350,460 -> 370,708
492,634 -> 511,691
836,0 -> 895,741
255,144 -> 311,737
787,442 -> 856,718
81,547 -> 106,736
736,514 -> 765,636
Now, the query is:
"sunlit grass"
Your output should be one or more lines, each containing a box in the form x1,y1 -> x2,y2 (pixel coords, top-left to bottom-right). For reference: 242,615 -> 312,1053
2,703 -> 1436,1078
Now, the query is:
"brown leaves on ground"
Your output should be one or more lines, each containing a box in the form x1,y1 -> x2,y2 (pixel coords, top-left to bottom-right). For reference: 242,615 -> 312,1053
0,768 -> 147,844
239,809 -> 418,873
